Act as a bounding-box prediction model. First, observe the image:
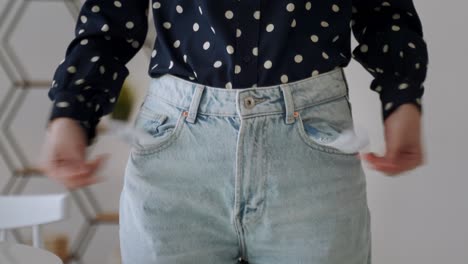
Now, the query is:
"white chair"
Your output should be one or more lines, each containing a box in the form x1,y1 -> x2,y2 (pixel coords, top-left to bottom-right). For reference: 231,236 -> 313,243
0,193 -> 70,249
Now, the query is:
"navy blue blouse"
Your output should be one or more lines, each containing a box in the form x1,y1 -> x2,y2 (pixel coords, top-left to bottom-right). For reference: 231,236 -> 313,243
47,0 -> 429,146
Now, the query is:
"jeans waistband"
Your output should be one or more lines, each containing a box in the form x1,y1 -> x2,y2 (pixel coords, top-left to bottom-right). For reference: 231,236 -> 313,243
146,66 -> 349,124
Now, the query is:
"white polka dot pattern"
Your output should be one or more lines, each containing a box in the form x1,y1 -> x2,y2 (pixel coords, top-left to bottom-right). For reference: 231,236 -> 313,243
47,0 -> 149,146
47,0 -> 428,146
351,0 -> 428,121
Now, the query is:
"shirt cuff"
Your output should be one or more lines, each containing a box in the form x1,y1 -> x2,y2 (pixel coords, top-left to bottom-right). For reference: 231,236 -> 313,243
372,78 -> 424,121
47,92 -> 99,146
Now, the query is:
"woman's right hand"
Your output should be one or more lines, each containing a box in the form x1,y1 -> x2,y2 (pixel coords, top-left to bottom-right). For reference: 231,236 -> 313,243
37,117 -> 109,190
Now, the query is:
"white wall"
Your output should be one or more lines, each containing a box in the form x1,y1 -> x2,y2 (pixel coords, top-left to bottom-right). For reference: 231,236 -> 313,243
1,0 -> 466,263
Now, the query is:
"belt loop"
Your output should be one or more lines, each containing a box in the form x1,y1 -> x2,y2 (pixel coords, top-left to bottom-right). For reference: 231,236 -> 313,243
279,84 -> 296,124
339,67 -> 350,99
186,83 -> 205,123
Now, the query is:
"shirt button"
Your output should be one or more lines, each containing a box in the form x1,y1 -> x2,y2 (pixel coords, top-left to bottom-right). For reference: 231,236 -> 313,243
243,55 -> 251,63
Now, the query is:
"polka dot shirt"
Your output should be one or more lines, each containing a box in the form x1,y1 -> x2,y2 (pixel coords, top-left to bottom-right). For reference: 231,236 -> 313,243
47,0 -> 429,146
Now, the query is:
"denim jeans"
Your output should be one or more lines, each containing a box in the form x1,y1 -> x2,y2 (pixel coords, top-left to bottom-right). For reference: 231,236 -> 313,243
119,66 -> 372,264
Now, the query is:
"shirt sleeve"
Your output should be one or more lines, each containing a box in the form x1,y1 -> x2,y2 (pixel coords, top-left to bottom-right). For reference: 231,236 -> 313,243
350,0 -> 429,121
46,0 -> 149,146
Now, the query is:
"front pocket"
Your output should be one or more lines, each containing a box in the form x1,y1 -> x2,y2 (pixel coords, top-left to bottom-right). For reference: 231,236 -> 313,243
294,95 -> 360,157
130,99 -> 187,155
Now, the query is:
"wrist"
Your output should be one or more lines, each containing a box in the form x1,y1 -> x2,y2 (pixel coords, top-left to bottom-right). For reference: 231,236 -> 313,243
47,117 -> 82,133
397,103 -> 421,117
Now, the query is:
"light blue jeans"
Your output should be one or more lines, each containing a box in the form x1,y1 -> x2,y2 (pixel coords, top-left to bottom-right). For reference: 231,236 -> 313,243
119,66 -> 372,264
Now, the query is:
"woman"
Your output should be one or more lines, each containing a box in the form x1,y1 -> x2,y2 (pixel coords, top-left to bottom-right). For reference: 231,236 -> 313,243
39,0 -> 427,263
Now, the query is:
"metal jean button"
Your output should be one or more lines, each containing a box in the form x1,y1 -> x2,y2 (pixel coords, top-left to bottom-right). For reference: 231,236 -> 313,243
244,96 -> 255,109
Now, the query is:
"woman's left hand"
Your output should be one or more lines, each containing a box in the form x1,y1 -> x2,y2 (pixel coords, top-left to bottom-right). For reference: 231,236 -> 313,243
359,103 -> 425,176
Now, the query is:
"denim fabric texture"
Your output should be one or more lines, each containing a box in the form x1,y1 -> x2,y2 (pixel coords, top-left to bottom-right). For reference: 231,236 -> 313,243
119,66 -> 371,264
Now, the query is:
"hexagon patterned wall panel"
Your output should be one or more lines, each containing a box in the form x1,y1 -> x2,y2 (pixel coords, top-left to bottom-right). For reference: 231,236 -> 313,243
0,0 -> 156,263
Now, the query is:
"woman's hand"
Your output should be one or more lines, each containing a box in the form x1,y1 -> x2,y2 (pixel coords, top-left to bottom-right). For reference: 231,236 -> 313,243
37,117 -> 109,190
359,103 -> 425,176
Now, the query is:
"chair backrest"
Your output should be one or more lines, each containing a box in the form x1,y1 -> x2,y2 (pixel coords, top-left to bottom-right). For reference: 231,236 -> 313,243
0,193 -> 70,248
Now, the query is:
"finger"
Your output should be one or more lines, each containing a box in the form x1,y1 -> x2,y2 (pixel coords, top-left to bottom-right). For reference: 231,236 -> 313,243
371,163 -> 405,176
61,167 -> 100,189
64,154 -> 109,187
47,153 -> 109,187
362,152 -> 400,169
393,159 -> 421,172
382,150 -> 422,170
64,167 -> 107,189
359,146 -> 424,176
71,173 -> 106,189
54,169 -> 92,190
85,153 -> 110,174
54,153 -> 108,181
371,154 -> 421,175
361,151 -> 406,175
361,152 -> 386,163
372,158 -> 400,169
65,175 -> 101,190
54,163 -> 92,182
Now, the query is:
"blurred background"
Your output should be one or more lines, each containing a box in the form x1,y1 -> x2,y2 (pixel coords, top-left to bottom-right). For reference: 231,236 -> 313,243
0,0 -> 466,263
